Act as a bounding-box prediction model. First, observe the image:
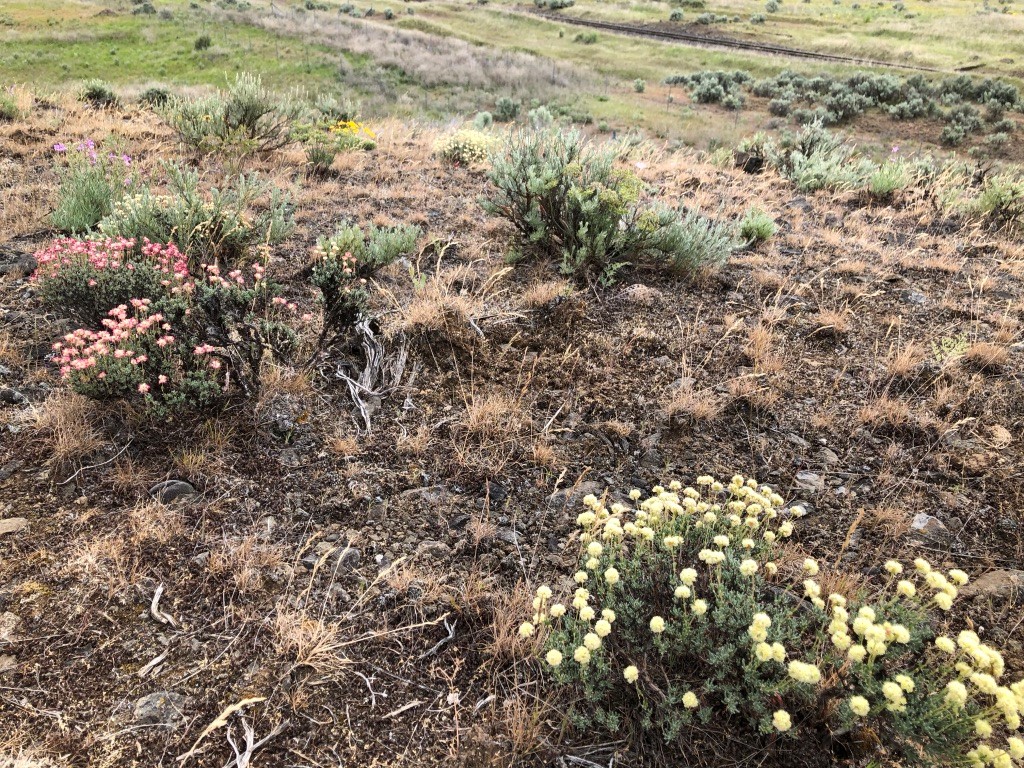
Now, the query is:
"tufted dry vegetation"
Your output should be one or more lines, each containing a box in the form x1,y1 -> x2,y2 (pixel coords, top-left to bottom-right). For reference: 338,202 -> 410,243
0,92 -> 1023,768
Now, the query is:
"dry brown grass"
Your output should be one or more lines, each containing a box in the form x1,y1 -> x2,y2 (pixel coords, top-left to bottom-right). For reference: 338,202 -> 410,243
32,392 -> 103,468
274,607 -> 348,675
858,395 -> 913,430
521,279 -> 570,309
886,341 -> 927,379
812,308 -> 851,337
208,535 -> 285,594
664,387 -> 723,422
963,341 -> 1009,371
128,501 -> 184,545
397,424 -> 432,455
462,393 -> 517,440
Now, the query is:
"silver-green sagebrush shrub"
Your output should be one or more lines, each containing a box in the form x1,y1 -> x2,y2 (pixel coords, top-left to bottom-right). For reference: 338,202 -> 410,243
739,207 -> 777,245
520,476 -> 1024,766
162,73 -> 303,154
98,162 -> 294,268
482,129 -> 733,283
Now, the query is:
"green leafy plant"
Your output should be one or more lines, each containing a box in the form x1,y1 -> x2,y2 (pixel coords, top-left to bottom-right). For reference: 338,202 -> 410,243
139,87 -> 172,108
310,222 -> 420,344
50,139 -> 134,234
521,476 -> 1024,766
34,235 -> 305,413
98,162 -> 294,268
482,129 -> 733,283
495,97 -> 521,122
974,173 -> 1024,229
739,208 -> 777,245
80,80 -> 119,108
868,159 -> 912,200
162,73 -> 303,154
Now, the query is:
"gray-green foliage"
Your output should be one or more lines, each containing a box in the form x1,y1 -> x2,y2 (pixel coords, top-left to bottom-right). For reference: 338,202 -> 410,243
80,80 -> 119,108
162,73 -> 303,154
482,129 -> 733,283
495,96 -> 521,122
51,143 -> 134,234
0,93 -> 19,121
98,163 -> 294,266
975,174 -> 1024,229
473,111 -> 494,130
739,208 -> 777,245
767,123 -> 873,192
868,160 -> 912,200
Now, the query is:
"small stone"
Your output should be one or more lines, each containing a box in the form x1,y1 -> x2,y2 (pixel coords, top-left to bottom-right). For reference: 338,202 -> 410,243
0,388 -> 27,405
0,612 -> 21,645
0,518 -> 28,536
903,290 -> 927,306
133,691 -> 188,727
549,481 -> 604,509
959,570 -> 1024,602
416,540 -> 451,559
0,460 -> 23,481
149,480 -> 197,503
495,528 -> 519,546
909,513 -> 949,543
794,471 -> 824,493
786,433 -> 810,450
0,655 -> 16,675
623,283 -> 662,305
818,447 -> 840,466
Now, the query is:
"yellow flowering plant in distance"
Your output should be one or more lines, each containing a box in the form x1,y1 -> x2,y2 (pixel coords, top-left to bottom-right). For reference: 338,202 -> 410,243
523,475 -> 1024,766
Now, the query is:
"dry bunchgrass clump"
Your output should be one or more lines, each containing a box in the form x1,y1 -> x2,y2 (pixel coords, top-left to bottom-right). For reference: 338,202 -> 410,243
665,387 -> 723,422
208,535 -> 284,594
962,341 -> 1009,371
522,279 -> 570,309
812,308 -> 851,336
887,341 -> 928,379
33,392 -> 103,468
397,424 -> 432,455
274,607 -> 346,674
462,392 -> 520,441
859,395 -> 913,430
128,501 -> 184,544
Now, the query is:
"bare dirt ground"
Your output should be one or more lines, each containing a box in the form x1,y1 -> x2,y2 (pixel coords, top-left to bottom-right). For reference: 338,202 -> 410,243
1,102 -> 1023,767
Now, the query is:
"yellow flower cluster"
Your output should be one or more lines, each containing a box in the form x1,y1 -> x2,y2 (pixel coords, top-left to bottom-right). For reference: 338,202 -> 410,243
435,129 -> 496,166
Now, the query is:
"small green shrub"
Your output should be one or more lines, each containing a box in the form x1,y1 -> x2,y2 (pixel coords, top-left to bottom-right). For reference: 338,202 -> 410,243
162,73 -> 302,154
739,208 -> 777,245
139,87 -> 172,108
435,129 -> 497,166
534,0 -> 575,8
43,254 -> 298,413
669,9 -> 683,21
482,129 -> 732,283
293,119 -> 377,175
573,31 -> 598,44
765,0 -> 780,11
867,159 -> 911,200
528,105 -> 554,129
193,34 -> 212,50
311,222 -> 419,341
974,174 -> 1024,229
98,162 -> 294,268
80,80 -> 119,108
633,79 -> 646,94
495,96 -> 521,122
50,140 -> 134,234
473,111 -> 494,130
750,12 -> 767,22
0,92 -> 19,121
33,238 -> 188,327
767,123 -> 873,192
521,476 -> 1024,766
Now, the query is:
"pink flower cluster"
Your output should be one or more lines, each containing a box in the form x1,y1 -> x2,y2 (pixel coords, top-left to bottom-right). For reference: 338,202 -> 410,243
52,302 -> 170,380
33,237 -> 189,283
52,139 -> 132,169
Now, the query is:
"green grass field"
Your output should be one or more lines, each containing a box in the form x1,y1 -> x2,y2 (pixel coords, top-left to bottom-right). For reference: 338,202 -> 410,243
2,0 -> 1022,152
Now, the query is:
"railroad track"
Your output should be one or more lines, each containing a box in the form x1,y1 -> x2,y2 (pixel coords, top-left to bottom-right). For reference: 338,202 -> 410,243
530,11 -> 947,73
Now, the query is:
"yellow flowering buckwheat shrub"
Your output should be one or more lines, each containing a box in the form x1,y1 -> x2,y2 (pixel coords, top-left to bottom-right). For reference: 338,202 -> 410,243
520,474 -> 1024,765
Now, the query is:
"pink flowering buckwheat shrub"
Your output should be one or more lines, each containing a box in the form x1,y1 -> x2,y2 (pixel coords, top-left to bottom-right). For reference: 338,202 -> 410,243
34,237 -> 189,326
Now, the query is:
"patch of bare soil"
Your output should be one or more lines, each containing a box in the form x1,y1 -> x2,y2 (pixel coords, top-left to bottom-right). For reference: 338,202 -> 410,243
1,104 -> 1023,767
